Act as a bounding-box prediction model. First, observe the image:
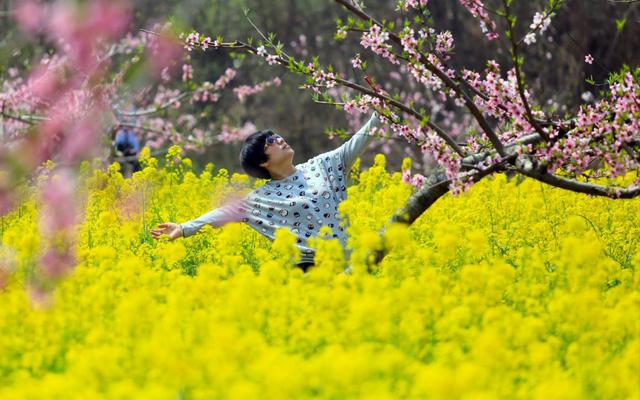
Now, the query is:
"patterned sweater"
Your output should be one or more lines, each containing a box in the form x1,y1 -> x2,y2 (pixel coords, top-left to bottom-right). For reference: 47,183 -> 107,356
180,113 -> 381,264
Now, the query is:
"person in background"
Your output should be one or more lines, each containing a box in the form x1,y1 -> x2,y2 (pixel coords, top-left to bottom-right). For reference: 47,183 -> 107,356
114,106 -> 142,175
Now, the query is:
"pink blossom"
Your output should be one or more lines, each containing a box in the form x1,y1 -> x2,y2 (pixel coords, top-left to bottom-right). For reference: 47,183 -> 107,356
402,169 -> 413,185
13,0 -> 43,33
411,174 -> 426,188
182,64 -> 193,82
351,53 -> 363,69
402,0 -> 429,11
217,122 -> 257,143
28,65 -> 62,102
60,113 -> 103,162
459,0 -> 499,40
214,68 -> 237,90
257,46 -> 268,57
585,54 -> 594,64
146,32 -> 183,79
361,25 -> 399,65
46,0 -> 130,72
265,54 -> 279,65
201,36 -> 212,50
233,77 -> 281,102
435,31 -> 454,54
40,172 -> 78,233
523,33 -> 536,45
530,11 -> 552,32
184,32 -> 199,51
160,67 -> 171,82
344,101 -> 357,115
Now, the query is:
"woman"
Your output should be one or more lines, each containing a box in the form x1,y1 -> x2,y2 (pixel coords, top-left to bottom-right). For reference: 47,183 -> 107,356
150,112 -> 380,272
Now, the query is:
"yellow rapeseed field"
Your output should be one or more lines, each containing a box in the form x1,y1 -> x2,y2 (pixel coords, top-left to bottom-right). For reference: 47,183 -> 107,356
0,146 -> 638,399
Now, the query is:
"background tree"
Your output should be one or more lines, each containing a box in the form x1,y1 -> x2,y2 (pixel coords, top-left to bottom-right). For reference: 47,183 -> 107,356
184,0 -> 639,263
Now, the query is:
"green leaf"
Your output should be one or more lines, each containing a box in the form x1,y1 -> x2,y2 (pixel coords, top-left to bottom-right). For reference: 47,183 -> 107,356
615,18 -> 626,32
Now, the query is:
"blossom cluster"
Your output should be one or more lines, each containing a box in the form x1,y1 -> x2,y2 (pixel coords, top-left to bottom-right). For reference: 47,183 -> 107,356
523,11 -> 553,46
400,0 -> 429,11
458,0 -> 499,40
361,25 -> 399,65
233,77 -> 282,102
216,121 -> 258,144
462,61 -> 542,143
183,31 -> 218,52
351,53 -> 363,70
343,94 -> 385,116
435,31 -> 454,55
256,46 -> 279,65
535,72 -> 640,181
402,169 -> 427,188
191,68 -> 237,103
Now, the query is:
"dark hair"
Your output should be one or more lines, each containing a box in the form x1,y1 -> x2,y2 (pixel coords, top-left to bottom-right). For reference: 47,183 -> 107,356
240,130 -> 273,179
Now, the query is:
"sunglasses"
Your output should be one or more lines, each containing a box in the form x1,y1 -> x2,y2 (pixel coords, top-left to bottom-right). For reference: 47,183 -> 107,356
264,134 -> 282,148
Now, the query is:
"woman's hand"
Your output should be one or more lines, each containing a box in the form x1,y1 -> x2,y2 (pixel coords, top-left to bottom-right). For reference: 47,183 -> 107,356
150,222 -> 183,241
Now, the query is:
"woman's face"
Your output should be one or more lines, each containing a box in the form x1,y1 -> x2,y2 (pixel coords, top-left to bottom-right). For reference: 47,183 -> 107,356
260,134 -> 294,167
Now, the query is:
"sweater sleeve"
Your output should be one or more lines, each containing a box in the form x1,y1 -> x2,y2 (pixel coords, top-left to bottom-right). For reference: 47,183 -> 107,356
333,112 -> 381,171
179,202 -> 245,238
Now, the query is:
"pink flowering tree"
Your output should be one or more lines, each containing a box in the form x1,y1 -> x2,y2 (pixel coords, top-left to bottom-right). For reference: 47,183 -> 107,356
185,0 -> 639,261
0,0 -> 282,291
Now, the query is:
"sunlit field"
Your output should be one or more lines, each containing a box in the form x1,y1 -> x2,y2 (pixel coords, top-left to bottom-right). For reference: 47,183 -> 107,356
1,149 -> 638,399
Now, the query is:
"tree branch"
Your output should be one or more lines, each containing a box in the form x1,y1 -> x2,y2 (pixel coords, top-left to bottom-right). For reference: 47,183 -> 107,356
518,164 -> 640,199
334,0 -> 507,156
502,0 -> 550,141
368,154 -> 515,266
0,110 -> 47,125
211,39 -> 466,156
113,92 -> 190,117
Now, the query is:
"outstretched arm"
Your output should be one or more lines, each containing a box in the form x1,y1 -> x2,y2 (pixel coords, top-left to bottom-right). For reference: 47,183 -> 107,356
151,203 -> 245,241
334,112 -> 381,171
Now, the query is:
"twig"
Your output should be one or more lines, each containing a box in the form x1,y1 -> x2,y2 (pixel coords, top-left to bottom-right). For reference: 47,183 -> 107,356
502,0 -> 549,141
